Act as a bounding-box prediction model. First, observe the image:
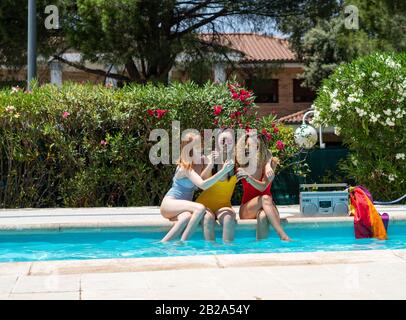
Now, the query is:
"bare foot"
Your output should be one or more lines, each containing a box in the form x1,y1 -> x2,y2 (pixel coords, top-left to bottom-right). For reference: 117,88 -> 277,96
280,235 -> 291,241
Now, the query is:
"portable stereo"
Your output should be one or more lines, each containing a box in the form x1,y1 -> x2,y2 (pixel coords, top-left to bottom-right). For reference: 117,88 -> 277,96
300,183 -> 349,215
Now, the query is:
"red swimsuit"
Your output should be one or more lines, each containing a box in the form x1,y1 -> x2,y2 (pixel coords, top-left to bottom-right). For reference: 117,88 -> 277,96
241,177 -> 272,204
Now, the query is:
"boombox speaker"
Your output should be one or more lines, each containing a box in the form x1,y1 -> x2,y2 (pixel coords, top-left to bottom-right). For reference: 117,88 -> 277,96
300,183 -> 349,216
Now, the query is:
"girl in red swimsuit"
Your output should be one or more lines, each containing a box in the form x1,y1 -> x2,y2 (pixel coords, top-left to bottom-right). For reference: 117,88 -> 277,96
236,134 -> 290,241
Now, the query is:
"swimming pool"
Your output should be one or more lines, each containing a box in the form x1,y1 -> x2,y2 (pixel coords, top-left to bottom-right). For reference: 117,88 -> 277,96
0,221 -> 405,263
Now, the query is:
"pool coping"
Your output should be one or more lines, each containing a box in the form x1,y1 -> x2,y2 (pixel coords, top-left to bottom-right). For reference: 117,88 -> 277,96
1,249 -> 405,277
0,205 -> 405,231
0,215 -> 405,231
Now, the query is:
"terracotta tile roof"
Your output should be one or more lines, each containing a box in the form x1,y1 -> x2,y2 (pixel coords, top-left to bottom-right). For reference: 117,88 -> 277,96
200,33 -> 297,62
278,108 -> 313,124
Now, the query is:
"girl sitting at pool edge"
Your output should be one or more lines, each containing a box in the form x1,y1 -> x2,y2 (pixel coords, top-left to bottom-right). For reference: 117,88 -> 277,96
236,133 -> 290,241
196,129 -> 238,242
160,132 -> 234,242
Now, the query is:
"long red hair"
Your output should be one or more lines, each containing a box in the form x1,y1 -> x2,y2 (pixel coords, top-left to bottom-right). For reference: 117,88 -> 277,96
176,132 -> 200,170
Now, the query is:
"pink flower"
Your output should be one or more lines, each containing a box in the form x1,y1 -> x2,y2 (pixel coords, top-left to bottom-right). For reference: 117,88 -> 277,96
100,140 -> 108,146
62,111 -> 70,119
213,105 -> 223,116
276,140 -> 285,150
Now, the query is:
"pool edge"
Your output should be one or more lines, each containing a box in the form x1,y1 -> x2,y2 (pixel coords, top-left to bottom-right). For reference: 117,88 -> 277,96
1,249 -> 405,277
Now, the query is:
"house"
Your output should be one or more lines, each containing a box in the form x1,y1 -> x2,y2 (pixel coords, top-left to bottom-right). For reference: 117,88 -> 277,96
0,33 -> 316,120
171,33 -> 316,119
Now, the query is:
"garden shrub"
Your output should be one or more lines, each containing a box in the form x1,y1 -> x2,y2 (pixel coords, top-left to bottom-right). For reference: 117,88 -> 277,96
313,52 -> 406,200
0,81 -> 300,208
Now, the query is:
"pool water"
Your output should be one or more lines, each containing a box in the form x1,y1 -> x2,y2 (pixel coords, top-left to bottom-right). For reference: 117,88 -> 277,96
0,221 -> 405,263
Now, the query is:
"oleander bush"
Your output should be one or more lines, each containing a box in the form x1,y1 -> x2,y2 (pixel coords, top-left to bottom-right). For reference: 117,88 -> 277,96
313,52 -> 406,200
0,82 -> 219,207
0,81 -> 301,208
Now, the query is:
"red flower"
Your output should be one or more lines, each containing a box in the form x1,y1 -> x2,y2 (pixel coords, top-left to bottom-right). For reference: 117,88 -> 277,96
213,119 -> 219,126
231,92 -> 239,100
276,140 -> 285,150
155,109 -> 168,119
262,129 -> 272,141
147,109 -> 168,119
273,126 -> 279,134
230,111 -> 241,119
213,105 -> 223,116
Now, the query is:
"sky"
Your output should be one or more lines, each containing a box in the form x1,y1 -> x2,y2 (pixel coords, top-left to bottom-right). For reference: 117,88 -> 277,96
200,16 -> 287,38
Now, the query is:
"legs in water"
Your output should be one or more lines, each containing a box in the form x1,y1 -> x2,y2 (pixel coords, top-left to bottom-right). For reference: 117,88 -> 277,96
256,210 -> 269,240
217,208 -> 236,242
202,210 -> 216,241
239,195 -> 290,241
161,211 -> 192,242
160,198 -> 206,242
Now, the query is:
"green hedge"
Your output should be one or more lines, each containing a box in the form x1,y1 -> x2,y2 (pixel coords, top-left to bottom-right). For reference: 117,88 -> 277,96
0,82 -> 231,207
0,81 -> 302,208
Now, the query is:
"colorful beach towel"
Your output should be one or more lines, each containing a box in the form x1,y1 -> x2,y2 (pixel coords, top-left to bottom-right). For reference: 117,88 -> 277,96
349,186 -> 388,240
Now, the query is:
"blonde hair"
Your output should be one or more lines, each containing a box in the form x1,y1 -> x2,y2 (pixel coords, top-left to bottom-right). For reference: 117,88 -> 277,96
177,132 -> 200,170
236,134 -> 273,170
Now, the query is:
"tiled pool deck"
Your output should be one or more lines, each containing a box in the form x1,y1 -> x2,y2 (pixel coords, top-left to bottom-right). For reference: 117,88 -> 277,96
0,205 -> 405,300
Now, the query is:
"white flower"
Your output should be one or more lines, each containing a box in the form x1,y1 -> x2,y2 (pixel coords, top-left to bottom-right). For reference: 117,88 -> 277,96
395,153 -> 405,160
371,71 -> 380,78
355,107 -> 367,117
11,86 -> 21,93
383,109 -> 392,116
337,114 -> 342,121
348,96 -> 358,103
330,100 -> 341,112
370,113 -> 380,123
334,127 -> 341,136
385,118 -> 395,126
388,174 -> 397,182
385,57 -> 401,69
5,105 -> 15,112
330,89 -> 338,99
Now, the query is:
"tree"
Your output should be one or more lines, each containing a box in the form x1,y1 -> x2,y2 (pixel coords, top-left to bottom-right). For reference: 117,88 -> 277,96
280,0 -> 406,90
0,0 -> 58,67
0,0 -> 327,84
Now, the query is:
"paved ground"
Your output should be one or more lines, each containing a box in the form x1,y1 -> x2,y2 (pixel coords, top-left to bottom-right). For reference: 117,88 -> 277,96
0,250 -> 405,300
0,205 -> 405,300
